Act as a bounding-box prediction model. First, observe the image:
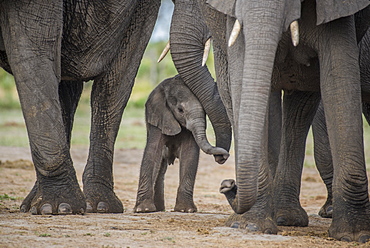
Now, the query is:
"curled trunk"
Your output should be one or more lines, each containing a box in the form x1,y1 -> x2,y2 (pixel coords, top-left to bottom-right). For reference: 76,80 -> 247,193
170,0 -> 232,156
227,0 -> 291,214
187,112 -> 229,164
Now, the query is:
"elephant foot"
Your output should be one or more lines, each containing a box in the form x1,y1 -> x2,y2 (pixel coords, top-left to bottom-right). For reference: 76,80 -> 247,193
20,181 -> 38,212
328,208 -> 370,243
174,200 -> 197,213
84,182 -> 123,213
275,206 -> 308,227
21,177 -> 85,215
225,212 -> 278,234
318,198 -> 333,218
134,199 -> 160,213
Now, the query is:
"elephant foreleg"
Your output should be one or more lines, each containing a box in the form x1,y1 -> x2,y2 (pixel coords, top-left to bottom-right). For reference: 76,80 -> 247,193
20,80 -> 84,212
174,132 -> 200,213
135,126 -> 167,213
274,90 -> 320,227
0,0 -> 85,215
318,16 -> 370,242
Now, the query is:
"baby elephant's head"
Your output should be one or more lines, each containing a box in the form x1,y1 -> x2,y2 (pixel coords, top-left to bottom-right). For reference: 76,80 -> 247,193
146,75 -> 229,164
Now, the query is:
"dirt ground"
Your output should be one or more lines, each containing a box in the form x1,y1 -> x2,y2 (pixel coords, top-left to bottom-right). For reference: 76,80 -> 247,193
0,146 -> 369,248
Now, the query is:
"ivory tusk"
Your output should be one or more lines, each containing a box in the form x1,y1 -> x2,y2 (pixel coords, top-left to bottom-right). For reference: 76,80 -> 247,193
290,20 -> 299,47
157,41 -> 170,63
228,19 -> 241,47
202,38 -> 211,66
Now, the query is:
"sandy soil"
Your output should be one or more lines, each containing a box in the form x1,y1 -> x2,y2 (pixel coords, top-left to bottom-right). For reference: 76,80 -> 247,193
0,146 -> 369,248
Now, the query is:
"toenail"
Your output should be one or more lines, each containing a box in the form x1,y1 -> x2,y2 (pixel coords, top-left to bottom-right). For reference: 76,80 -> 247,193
359,234 -> 370,243
58,203 -> 72,214
340,236 -> 352,242
276,216 -> 286,225
264,229 -> 273,234
40,204 -> 53,215
97,202 -> 108,212
231,222 -> 240,228
20,205 -> 27,213
246,223 -> 258,232
86,202 -> 93,213
30,206 -> 37,215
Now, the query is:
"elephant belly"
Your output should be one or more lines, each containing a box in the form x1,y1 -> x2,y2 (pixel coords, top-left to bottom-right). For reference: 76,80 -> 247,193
272,53 -> 321,93
60,0 -> 137,81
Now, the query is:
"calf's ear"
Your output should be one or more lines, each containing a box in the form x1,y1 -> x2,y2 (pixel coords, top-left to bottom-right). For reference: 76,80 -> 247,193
145,82 -> 181,136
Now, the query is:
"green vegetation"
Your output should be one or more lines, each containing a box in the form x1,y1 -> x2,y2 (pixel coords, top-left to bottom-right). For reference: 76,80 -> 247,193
0,193 -> 17,201
0,69 -> 21,109
38,233 -> 51,237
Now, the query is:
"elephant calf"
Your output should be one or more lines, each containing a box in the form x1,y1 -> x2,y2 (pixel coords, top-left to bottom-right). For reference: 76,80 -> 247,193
134,75 -> 229,213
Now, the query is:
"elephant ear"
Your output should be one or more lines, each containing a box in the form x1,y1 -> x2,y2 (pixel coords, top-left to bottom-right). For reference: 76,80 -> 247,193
207,0 -> 301,32
206,0 -> 236,17
316,0 -> 369,25
145,80 -> 181,136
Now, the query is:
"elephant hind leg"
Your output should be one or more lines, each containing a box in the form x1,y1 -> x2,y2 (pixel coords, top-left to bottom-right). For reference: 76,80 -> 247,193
312,102 -> 333,218
59,80 -> 84,146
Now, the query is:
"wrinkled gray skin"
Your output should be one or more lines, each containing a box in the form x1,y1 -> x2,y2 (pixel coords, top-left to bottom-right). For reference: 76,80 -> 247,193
312,27 -> 370,219
171,0 -> 370,242
169,0 -> 232,158
211,1 -> 370,242
0,0 -> 231,214
0,0 -> 232,215
134,75 -> 229,213
0,0 -> 163,215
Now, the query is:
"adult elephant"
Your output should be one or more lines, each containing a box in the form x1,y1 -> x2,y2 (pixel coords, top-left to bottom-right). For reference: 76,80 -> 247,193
217,0 -> 370,242
170,0 -> 370,242
0,0 -> 232,215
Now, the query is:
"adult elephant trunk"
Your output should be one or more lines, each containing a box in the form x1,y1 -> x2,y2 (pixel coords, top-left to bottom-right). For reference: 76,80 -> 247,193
187,110 -> 230,164
226,1 -> 299,214
170,0 -> 232,157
